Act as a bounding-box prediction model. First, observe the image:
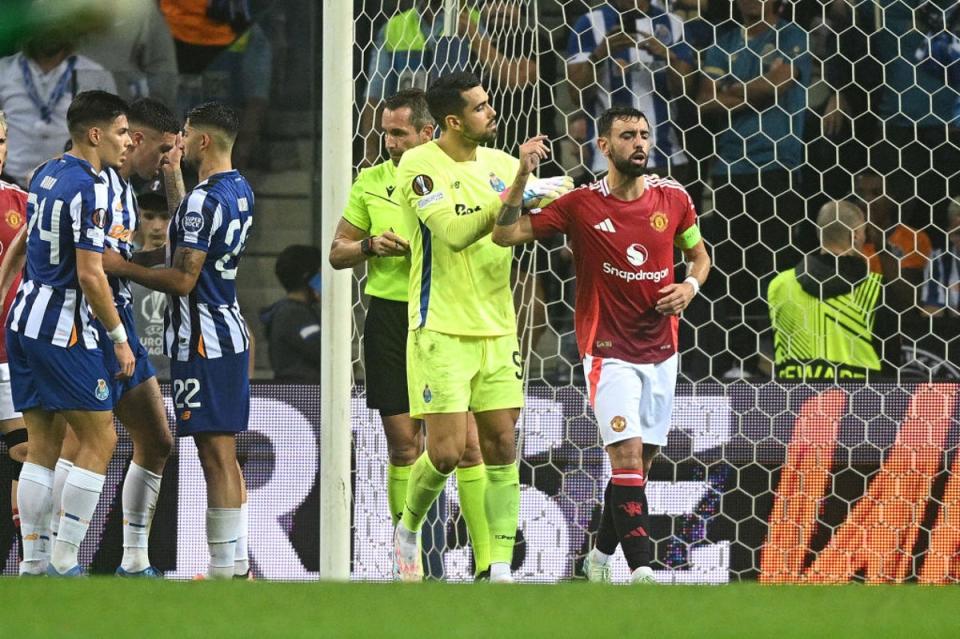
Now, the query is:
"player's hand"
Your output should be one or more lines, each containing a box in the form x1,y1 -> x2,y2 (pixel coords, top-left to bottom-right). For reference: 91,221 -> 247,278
114,341 -> 135,380
594,30 -> 636,61
655,281 -> 697,316
518,135 -> 550,176
635,31 -> 667,59
521,176 -> 574,209
369,231 -> 409,257
162,133 -> 184,170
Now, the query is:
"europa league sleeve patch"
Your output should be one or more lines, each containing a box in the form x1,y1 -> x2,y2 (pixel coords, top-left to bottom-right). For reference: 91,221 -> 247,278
91,208 -> 106,229
411,174 -> 434,196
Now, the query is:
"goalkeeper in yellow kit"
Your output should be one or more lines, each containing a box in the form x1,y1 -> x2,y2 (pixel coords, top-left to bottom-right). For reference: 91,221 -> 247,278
392,71 -> 571,582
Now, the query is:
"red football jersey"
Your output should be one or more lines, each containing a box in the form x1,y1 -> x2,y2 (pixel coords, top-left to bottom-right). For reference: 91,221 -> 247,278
529,175 -> 698,364
0,180 -> 26,363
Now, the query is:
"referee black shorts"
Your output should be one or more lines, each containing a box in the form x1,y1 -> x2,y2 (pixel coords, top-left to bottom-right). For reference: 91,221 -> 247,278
363,296 -> 410,417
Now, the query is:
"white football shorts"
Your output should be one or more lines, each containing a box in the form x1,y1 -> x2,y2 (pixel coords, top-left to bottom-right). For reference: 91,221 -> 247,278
0,362 -> 22,422
583,353 -> 678,447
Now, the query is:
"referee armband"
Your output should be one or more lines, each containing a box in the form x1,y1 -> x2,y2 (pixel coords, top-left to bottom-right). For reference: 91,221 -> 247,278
675,224 -> 702,250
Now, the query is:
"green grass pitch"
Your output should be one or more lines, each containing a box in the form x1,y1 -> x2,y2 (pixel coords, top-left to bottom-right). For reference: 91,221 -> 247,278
4,580 -> 958,638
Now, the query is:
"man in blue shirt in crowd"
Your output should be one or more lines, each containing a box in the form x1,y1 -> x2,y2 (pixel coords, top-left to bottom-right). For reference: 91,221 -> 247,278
694,0 -> 811,378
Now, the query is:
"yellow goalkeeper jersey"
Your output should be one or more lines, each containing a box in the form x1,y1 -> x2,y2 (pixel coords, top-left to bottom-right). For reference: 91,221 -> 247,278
397,141 -> 519,337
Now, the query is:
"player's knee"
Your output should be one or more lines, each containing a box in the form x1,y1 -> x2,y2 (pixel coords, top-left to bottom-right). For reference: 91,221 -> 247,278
478,432 -> 515,466
458,444 -> 484,467
607,438 -> 645,470
8,442 -> 28,464
388,444 -> 420,466
150,428 -> 174,462
3,428 -> 28,463
429,450 -> 460,475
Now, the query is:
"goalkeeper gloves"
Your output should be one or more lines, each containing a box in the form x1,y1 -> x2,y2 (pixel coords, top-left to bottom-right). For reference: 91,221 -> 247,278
501,176 -> 575,209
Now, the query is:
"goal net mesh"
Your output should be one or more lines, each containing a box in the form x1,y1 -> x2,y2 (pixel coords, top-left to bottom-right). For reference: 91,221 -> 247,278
348,0 -> 960,584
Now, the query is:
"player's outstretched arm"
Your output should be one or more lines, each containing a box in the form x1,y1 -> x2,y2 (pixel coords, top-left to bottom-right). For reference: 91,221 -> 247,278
493,135 -> 551,247
0,226 -> 26,303
105,246 -> 205,297
492,212 -> 535,247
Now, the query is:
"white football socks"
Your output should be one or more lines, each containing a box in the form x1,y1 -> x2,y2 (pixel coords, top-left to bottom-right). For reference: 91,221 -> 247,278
51,466 -> 105,573
120,463 -> 163,572
17,462 -> 54,575
49,458 -> 73,540
234,502 -> 249,576
207,508 -> 242,579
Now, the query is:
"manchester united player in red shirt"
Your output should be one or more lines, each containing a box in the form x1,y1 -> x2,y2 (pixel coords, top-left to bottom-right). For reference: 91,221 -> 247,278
0,111 -> 28,558
493,107 -> 711,584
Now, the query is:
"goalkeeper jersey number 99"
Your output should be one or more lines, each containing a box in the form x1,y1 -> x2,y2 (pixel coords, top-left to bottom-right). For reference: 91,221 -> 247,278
397,141 -> 519,337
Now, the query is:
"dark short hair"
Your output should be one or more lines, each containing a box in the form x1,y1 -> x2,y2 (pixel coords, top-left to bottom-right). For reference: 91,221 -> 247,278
186,101 -> 239,141
426,72 -> 482,130
67,91 -> 129,137
275,245 -> 323,292
128,98 -> 180,135
383,88 -> 434,130
597,107 -> 649,138
137,192 -> 169,214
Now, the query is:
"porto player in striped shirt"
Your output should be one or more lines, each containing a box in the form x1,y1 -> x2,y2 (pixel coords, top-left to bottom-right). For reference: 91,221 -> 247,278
106,102 -> 253,578
493,107 -> 711,583
7,91 -> 136,576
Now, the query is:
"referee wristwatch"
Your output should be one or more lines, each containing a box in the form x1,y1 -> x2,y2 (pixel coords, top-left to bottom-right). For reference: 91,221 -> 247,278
360,236 -> 375,257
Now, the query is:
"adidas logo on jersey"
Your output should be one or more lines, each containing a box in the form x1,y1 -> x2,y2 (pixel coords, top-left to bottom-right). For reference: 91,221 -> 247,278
594,218 -> 616,233
40,176 -> 58,190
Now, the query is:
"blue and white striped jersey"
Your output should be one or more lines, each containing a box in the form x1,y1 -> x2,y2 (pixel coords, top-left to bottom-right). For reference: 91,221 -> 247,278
7,155 -> 108,349
104,168 -> 137,308
164,170 -> 253,362
566,5 -> 691,173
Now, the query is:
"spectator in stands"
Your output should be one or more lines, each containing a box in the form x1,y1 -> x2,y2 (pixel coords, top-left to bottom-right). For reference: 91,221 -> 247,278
855,1 -> 960,243
694,0 -> 811,378
565,0 -> 694,182
359,0 -> 537,166
260,245 -> 323,384
798,0 -> 868,211
160,0 -> 249,75
768,201 -> 900,381
0,26 -> 115,186
129,190 -> 172,380
79,0 -> 179,107
920,199 -> 960,372
201,23 -> 272,170
856,170 -> 932,309
923,199 -> 960,317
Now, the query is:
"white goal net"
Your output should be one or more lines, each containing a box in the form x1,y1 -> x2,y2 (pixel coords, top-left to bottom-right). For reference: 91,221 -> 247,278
346,0 -> 960,584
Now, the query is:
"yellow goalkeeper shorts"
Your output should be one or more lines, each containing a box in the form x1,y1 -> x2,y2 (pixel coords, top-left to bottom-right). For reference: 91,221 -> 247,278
406,328 -> 524,418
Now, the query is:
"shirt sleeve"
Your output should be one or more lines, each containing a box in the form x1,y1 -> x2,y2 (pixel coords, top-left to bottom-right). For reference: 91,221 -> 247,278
73,179 -> 107,253
176,190 -> 217,252
342,172 -> 372,232
674,190 -> 701,250
397,154 -> 501,252
566,14 -> 595,64
527,194 -> 570,239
